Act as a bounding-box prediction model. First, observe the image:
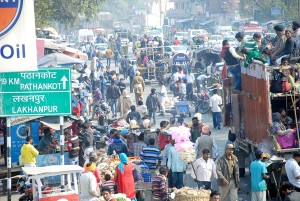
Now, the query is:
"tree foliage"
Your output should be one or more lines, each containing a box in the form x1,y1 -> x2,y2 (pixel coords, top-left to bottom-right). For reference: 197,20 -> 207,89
240,0 -> 299,22
34,0 -> 105,28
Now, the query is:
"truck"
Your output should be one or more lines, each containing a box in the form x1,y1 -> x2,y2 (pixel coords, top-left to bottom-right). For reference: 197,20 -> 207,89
239,21 -> 263,38
215,26 -> 232,36
223,62 -> 300,177
77,29 -> 94,43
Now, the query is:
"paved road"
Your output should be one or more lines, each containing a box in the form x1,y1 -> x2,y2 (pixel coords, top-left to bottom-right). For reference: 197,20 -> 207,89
1,50 -> 252,200
109,56 -> 252,200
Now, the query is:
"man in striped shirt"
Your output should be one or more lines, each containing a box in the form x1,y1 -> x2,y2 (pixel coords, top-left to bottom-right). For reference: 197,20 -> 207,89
243,33 -> 262,51
140,138 -> 162,169
100,174 -> 116,194
152,166 -> 170,201
133,133 -> 147,157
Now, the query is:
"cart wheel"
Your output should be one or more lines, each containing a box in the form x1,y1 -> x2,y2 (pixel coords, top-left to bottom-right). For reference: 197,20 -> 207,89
189,112 -> 191,117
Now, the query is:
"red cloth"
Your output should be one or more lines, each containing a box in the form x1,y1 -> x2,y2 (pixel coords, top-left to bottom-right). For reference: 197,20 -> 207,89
221,62 -> 227,79
93,168 -> 101,184
71,122 -> 79,136
173,39 -> 180,45
221,45 -> 229,59
158,133 -> 170,150
115,163 -> 136,199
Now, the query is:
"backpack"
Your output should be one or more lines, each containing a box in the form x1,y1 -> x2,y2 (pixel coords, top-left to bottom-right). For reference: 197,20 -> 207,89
270,70 -> 291,93
128,66 -> 135,77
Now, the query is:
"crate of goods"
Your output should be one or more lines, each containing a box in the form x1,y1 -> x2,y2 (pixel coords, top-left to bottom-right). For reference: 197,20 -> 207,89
175,101 -> 189,113
133,161 -> 152,183
173,187 -> 211,201
141,172 -> 152,183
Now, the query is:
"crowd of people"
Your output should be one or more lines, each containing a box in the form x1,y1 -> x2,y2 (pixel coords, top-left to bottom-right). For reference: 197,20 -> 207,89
15,21 -> 300,201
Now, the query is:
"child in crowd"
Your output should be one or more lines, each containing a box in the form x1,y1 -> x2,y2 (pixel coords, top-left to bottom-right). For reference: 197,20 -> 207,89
101,174 -> 117,194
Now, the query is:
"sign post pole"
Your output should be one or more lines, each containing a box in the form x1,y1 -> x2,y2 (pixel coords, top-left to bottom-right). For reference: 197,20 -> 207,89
60,116 -> 65,188
6,117 -> 11,201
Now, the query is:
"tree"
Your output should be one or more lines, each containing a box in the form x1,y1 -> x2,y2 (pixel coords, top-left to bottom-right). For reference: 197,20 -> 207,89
34,0 -> 105,28
240,0 -> 299,22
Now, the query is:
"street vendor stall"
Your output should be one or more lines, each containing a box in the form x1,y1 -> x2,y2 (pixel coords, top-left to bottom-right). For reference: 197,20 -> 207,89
97,155 -> 153,201
22,165 -> 83,201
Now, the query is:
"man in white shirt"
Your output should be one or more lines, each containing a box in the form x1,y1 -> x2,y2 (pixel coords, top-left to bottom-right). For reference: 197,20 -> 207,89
285,152 -> 300,192
173,71 -> 184,83
191,149 -> 217,190
158,81 -> 168,116
209,89 -> 222,129
185,71 -> 195,100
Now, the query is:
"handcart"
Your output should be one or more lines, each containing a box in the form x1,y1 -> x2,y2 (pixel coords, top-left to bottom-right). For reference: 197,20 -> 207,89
133,160 -> 153,201
170,101 -> 191,117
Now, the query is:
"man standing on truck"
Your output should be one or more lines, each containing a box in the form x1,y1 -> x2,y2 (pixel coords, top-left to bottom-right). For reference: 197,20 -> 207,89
216,144 -> 239,201
243,33 -> 262,52
271,25 -> 287,63
285,151 -> 300,192
235,32 -> 248,53
250,150 -> 269,201
221,40 -> 244,91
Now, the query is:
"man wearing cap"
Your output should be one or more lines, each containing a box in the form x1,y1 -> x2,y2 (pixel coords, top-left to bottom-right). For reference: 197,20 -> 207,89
194,125 -> 219,160
272,25 -> 287,62
285,151 -> 300,192
146,88 -> 161,125
131,71 -> 145,104
216,143 -> 239,201
250,150 -> 269,201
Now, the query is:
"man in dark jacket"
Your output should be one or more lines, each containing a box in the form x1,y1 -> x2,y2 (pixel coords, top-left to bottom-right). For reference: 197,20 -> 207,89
126,105 -> 141,123
106,79 -> 121,118
285,29 -> 297,56
221,40 -> 244,91
216,143 -> 239,201
107,133 -> 128,156
118,78 -> 126,94
146,88 -> 161,125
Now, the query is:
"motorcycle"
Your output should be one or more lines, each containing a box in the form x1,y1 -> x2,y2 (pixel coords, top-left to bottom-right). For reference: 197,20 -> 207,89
17,178 -> 53,201
94,100 -> 110,126
195,89 -> 211,114
17,178 -> 33,201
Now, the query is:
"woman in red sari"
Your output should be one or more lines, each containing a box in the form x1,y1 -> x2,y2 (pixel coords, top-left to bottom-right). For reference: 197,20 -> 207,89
114,153 -> 137,200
